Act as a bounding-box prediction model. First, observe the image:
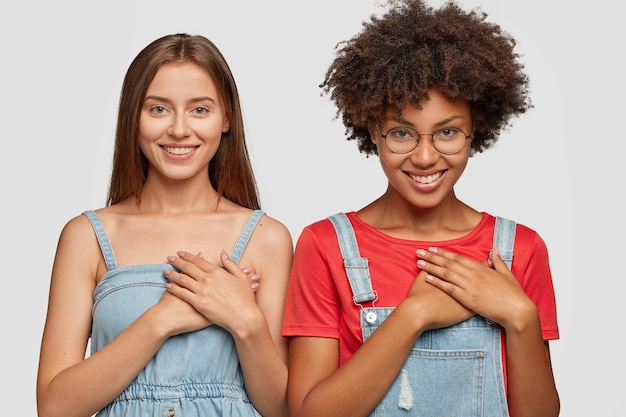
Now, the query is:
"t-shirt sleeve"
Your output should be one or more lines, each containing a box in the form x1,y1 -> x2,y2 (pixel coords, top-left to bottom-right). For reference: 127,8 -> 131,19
514,225 -> 560,341
282,223 -> 341,339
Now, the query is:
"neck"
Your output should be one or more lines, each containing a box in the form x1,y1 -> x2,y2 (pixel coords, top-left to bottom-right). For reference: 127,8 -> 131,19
136,176 -> 221,215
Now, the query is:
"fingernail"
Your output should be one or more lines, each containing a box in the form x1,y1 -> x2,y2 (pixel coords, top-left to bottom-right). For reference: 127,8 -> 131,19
167,256 -> 176,262
177,250 -> 186,257
242,268 -> 252,274
221,250 -> 229,259
251,283 -> 259,290
251,274 -> 261,281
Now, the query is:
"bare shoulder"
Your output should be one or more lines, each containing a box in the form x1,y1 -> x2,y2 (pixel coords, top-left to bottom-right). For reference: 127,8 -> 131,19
58,212 -> 98,248
254,211 -> 294,253
256,211 -> 292,236
220,202 -> 293,252
58,208 -> 115,249
54,210 -> 106,280
238,210 -> 293,279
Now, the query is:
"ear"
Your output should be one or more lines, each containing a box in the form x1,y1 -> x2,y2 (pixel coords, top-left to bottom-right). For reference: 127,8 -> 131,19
367,122 -> 378,144
222,118 -> 231,133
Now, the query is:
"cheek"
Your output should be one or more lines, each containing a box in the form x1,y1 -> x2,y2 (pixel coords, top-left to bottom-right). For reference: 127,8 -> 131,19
137,117 -> 166,156
139,116 -> 164,140
441,154 -> 471,186
196,118 -> 228,142
377,149 -> 405,170
451,150 -> 471,171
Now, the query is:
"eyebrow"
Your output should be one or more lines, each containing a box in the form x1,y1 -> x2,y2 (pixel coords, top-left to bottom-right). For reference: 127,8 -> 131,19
387,115 -> 466,129
143,95 -> 218,105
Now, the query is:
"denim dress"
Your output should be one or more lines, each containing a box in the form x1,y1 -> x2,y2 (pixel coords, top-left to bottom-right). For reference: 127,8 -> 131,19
328,213 -> 514,417
85,210 -> 264,417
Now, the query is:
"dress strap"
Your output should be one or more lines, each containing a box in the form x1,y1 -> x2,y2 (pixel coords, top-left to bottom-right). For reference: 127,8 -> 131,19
493,216 -> 516,270
82,210 -> 118,270
328,213 -> 377,304
229,210 -> 265,263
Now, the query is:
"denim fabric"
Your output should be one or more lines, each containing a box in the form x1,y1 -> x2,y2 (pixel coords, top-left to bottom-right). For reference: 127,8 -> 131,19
84,209 -> 265,417
329,213 -> 513,417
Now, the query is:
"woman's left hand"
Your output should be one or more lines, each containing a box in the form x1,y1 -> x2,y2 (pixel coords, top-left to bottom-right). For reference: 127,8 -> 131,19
416,247 -> 534,329
164,250 -> 262,334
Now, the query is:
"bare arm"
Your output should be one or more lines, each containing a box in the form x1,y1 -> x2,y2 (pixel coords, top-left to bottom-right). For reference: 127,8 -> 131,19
287,270 -> 474,417
36,216 -> 210,417
505,322 -> 560,417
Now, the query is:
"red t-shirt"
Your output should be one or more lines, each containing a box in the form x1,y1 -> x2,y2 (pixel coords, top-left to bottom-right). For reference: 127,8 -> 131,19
282,211 -> 559,367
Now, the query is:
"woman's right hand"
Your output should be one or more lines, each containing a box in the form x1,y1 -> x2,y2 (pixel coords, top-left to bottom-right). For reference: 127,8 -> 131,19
156,256 -> 261,337
405,269 -> 474,331
162,251 -> 262,336
156,282 -> 212,337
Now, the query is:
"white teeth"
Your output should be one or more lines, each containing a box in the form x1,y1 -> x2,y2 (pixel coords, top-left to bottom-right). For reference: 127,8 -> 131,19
163,146 -> 195,155
410,172 -> 442,184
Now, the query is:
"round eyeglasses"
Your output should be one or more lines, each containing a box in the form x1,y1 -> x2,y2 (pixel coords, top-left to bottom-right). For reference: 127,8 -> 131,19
379,126 -> 472,155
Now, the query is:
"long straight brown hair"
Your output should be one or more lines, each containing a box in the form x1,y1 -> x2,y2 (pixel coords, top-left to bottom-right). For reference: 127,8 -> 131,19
107,33 -> 260,210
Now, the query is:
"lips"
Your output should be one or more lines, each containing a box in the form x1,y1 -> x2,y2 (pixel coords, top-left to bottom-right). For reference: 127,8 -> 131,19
409,171 -> 443,184
161,145 -> 197,155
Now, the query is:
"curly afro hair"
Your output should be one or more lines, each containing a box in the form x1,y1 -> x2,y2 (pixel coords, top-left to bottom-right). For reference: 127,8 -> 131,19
320,0 -> 532,156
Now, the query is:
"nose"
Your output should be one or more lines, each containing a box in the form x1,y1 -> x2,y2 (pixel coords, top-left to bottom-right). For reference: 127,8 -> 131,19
410,134 -> 439,165
167,114 -> 191,139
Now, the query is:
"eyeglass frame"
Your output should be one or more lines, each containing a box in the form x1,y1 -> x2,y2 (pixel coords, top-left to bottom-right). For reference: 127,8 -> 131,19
377,125 -> 473,155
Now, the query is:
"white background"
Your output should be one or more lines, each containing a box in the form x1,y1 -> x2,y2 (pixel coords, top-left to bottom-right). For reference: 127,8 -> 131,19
1,1 -> 622,415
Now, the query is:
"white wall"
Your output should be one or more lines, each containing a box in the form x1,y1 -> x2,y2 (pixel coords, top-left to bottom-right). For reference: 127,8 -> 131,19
2,1 -> 621,415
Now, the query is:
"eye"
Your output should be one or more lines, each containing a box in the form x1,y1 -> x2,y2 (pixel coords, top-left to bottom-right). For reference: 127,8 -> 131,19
388,127 -> 417,141
435,127 -> 462,140
150,105 -> 167,114
192,107 -> 209,115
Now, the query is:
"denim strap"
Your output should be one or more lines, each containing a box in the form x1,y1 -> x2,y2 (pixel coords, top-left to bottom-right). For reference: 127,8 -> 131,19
83,210 -> 118,270
230,210 -> 265,263
328,213 -> 377,304
493,216 -> 516,269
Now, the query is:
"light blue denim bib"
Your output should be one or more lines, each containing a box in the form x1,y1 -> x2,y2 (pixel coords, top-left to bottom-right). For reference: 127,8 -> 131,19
328,213 -> 514,417
85,209 -> 265,417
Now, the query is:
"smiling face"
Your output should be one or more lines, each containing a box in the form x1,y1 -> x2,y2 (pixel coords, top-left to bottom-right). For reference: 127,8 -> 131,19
138,61 -> 230,183
371,88 -> 473,210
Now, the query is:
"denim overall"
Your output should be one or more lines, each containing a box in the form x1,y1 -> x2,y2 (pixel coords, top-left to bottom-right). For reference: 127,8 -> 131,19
85,210 -> 264,417
328,213 -> 515,417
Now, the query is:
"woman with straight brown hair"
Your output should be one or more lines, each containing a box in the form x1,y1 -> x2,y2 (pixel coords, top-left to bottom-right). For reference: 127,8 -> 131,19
37,33 -> 292,417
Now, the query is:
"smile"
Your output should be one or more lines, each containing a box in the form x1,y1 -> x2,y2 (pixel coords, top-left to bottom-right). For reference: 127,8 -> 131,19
162,146 -> 197,155
409,172 -> 443,184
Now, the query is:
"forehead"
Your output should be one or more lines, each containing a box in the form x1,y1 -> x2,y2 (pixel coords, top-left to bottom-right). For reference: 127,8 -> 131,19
146,61 -> 220,98
383,89 -> 471,124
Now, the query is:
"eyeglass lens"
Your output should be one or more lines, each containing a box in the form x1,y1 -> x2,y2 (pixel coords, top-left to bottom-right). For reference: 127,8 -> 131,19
383,126 -> 469,155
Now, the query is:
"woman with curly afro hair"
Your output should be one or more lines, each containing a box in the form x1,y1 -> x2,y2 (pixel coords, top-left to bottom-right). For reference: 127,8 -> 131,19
282,1 -> 560,416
